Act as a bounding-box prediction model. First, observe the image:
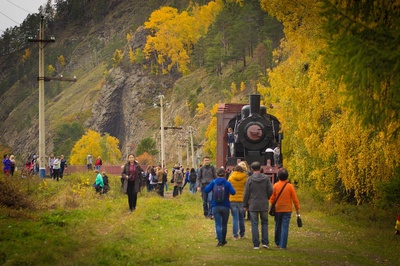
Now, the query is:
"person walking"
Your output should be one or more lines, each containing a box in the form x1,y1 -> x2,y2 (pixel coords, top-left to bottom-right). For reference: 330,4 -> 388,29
228,165 -> 248,240
95,156 -> 102,171
60,155 -> 67,179
189,168 -> 197,194
203,168 -> 236,247
243,161 -> 273,250
197,156 -> 216,219
9,155 -> 16,176
53,156 -> 61,181
269,168 -> 300,249
156,166 -> 165,197
2,154 -> 12,176
48,154 -> 55,179
121,154 -> 143,213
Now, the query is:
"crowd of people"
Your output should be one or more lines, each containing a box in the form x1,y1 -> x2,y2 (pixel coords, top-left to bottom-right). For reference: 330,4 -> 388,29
114,153 -> 301,250
3,151 -> 301,250
195,156 -> 300,250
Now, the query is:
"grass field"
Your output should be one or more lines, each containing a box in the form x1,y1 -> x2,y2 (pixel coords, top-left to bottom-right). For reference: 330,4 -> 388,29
0,173 -> 398,266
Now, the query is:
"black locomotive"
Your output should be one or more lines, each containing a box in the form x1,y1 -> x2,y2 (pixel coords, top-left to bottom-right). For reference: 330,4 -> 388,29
224,94 -> 282,169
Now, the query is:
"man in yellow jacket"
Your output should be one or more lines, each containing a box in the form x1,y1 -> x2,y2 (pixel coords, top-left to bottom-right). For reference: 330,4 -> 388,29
228,165 -> 248,240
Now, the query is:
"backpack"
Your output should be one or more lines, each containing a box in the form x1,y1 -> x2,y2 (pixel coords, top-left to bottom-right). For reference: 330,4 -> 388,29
212,181 -> 225,203
151,173 -> 158,183
174,170 -> 183,183
189,172 -> 197,183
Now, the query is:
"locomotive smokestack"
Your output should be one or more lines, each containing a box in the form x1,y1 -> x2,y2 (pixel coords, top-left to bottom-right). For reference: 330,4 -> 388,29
249,94 -> 260,116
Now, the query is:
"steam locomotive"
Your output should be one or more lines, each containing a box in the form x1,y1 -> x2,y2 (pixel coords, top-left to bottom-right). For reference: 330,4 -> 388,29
216,94 -> 282,179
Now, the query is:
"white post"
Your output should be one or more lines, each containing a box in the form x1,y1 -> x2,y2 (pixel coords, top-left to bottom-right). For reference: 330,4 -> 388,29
189,126 -> 195,169
38,17 -> 46,178
159,95 -> 165,168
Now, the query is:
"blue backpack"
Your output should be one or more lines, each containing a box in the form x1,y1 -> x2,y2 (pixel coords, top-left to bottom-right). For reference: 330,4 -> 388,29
212,181 -> 225,203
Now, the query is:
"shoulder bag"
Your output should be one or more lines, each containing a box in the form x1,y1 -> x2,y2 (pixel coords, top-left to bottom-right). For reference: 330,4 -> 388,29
269,182 -> 288,216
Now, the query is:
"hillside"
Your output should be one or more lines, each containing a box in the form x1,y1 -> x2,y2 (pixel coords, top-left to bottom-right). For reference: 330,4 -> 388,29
0,0 -> 283,165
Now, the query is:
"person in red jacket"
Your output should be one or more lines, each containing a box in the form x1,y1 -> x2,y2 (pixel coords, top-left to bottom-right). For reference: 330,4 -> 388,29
95,156 -> 102,171
269,168 -> 300,249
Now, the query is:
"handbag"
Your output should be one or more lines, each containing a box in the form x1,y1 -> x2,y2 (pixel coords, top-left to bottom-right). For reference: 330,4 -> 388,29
297,215 -> 303,227
269,182 -> 288,216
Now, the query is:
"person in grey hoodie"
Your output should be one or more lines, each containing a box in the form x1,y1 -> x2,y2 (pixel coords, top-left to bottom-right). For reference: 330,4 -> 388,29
243,161 -> 273,250
197,156 -> 216,219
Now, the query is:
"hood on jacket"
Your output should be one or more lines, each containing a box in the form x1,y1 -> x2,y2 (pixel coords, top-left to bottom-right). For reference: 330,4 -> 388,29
214,177 -> 227,185
229,171 -> 247,182
250,173 -> 269,183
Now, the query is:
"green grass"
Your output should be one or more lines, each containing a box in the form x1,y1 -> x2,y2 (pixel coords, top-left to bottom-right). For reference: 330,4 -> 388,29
0,173 -> 398,266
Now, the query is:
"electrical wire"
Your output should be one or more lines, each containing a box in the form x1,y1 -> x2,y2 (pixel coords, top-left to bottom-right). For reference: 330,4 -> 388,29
6,0 -> 34,14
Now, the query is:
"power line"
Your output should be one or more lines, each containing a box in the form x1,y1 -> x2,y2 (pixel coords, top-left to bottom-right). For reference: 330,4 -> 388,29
0,10 -> 19,25
6,0 -> 34,14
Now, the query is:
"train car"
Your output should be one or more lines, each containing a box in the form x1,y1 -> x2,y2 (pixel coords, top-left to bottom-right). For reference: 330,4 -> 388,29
216,94 -> 283,182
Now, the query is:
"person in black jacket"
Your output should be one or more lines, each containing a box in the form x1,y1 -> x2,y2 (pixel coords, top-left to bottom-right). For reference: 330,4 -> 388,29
121,154 -> 142,213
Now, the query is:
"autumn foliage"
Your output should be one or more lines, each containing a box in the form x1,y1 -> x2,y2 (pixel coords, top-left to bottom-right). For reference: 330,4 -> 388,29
259,0 -> 400,204
70,130 -> 122,166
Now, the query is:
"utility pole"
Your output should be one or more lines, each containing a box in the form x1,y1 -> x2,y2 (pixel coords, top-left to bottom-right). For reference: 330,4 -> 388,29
188,126 -> 196,169
29,16 -> 76,178
158,95 -> 165,168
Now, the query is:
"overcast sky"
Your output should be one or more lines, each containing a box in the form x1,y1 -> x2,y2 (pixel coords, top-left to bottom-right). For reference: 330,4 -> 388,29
0,0 -> 48,33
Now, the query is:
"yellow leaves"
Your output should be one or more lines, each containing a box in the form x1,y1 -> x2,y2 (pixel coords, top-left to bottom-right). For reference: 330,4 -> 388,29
174,115 -> 184,127
129,47 -> 135,63
143,2 -> 223,74
22,48 -> 31,61
57,55 -> 66,67
230,82 -> 238,96
126,32 -> 132,43
70,130 -> 121,165
47,65 -> 56,76
112,49 -> 123,67
204,116 -> 217,160
240,81 -> 246,92
196,102 -> 207,117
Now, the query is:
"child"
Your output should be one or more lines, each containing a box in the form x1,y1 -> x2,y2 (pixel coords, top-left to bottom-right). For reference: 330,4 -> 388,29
102,172 -> 110,194
93,170 -> 104,194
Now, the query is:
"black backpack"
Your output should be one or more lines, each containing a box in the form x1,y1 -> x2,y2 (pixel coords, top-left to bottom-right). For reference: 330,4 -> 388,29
189,172 -> 197,183
212,181 -> 225,203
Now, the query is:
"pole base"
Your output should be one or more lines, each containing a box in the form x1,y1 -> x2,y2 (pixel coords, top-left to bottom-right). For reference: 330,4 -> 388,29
39,168 -> 46,178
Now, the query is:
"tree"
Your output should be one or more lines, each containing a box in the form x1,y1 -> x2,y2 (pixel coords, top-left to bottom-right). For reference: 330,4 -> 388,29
70,130 -> 121,165
136,137 -> 158,157
112,49 -> 123,67
53,122 -> 85,160
143,2 -> 223,74
320,0 -> 400,134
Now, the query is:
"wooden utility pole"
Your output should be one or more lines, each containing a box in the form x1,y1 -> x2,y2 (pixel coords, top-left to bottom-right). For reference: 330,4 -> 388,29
29,16 -> 76,178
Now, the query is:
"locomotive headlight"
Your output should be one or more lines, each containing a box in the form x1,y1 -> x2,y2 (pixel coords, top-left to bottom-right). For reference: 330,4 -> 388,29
245,122 -> 264,142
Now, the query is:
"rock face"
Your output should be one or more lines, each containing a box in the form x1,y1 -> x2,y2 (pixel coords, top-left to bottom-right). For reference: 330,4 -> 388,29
86,26 -> 178,158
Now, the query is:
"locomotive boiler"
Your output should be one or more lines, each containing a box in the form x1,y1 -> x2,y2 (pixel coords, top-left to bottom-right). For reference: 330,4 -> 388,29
216,94 -> 282,179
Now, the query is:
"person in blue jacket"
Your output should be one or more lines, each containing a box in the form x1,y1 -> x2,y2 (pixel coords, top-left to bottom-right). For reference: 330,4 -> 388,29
204,167 -> 236,247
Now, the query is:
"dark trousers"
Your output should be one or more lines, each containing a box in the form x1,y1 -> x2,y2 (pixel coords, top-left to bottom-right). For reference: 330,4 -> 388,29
173,186 -> 182,197
157,183 -> 165,197
127,181 -> 138,211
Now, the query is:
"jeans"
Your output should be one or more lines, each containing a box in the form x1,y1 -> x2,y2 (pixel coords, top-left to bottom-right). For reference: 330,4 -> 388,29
201,187 -> 213,217
250,211 -> 269,247
231,202 -> 245,238
212,205 -> 230,244
274,212 -> 292,248
189,182 -> 197,194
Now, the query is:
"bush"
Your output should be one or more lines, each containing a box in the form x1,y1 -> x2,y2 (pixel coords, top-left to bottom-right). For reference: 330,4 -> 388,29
0,176 -> 35,210
376,167 -> 400,208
